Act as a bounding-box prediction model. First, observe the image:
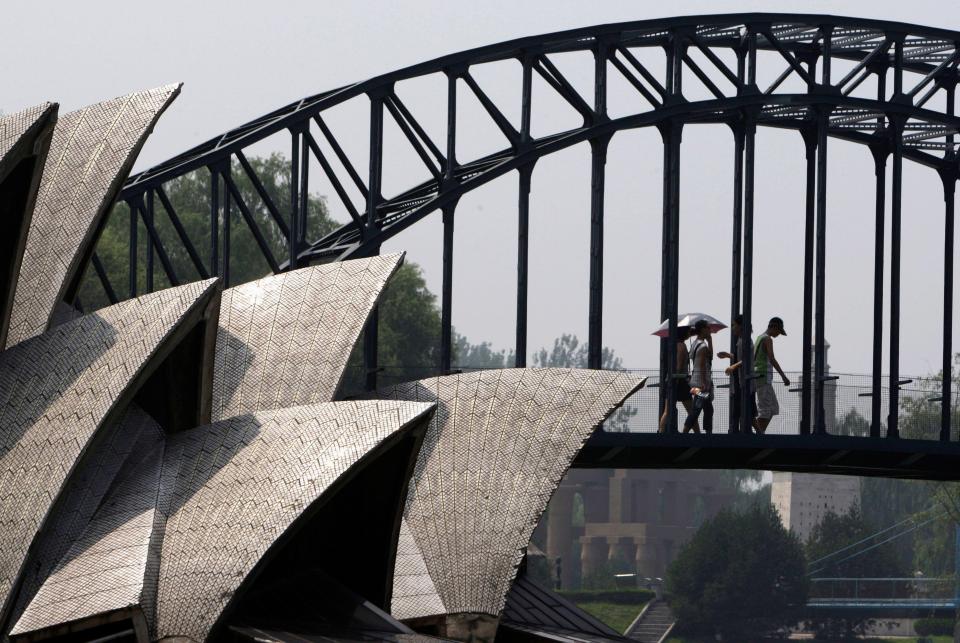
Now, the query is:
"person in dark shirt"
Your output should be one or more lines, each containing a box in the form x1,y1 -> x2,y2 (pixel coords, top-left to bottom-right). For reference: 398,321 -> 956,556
718,315 -> 755,433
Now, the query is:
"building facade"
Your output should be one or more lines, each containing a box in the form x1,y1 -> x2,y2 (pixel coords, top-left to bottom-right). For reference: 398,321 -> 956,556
771,472 -> 861,543
545,469 -> 735,588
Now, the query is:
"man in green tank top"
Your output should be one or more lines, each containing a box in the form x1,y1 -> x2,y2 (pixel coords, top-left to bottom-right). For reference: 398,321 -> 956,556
752,316 -> 790,434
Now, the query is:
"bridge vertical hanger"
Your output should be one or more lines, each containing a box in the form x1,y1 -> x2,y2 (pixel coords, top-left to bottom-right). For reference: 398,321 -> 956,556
222,162 -> 232,287
515,54 -> 534,369
588,38 -> 612,370
812,26 -> 834,436
727,46 -> 747,434
942,166 -> 956,442
729,123 -> 744,433
813,105 -> 831,435
439,70 -> 459,375
128,200 -> 138,297
659,28 -> 686,433
941,75 -> 958,442
870,138 -> 889,439
145,191 -> 154,292
887,33 -> 907,438
364,91 -> 387,391
868,47 -> 891,438
738,26 -> 758,435
801,124 -> 817,437
797,35 -> 821,437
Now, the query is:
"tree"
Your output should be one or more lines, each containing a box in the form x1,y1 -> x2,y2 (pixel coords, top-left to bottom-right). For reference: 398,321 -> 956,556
806,505 -> 906,578
665,504 -> 808,639
453,333 -> 514,369
805,505 -> 909,640
77,153 -> 337,309
532,334 -> 638,432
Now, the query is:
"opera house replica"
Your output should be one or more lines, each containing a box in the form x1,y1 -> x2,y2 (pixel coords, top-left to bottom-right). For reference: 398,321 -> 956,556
0,86 -> 643,642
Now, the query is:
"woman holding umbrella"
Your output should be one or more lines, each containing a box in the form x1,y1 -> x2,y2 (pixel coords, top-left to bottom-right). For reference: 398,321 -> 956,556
685,319 -> 715,434
654,313 -> 726,434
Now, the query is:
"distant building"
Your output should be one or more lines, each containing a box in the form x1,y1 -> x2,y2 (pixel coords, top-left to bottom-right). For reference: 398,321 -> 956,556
545,469 -> 735,588
772,472 -> 861,542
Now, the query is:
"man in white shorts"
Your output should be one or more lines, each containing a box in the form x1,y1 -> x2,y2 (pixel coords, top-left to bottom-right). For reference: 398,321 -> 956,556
752,317 -> 790,434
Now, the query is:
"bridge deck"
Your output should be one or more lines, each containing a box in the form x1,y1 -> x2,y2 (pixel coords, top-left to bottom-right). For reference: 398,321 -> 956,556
574,432 -> 960,480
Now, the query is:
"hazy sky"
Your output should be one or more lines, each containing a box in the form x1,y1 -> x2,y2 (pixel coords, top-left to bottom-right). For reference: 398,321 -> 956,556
4,0 -> 959,376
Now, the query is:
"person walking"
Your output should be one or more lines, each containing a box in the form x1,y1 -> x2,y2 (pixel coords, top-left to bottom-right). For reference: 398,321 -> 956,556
752,316 -> 790,434
659,327 -> 698,433
684,319 -> 714,434
717,314 -> 756,433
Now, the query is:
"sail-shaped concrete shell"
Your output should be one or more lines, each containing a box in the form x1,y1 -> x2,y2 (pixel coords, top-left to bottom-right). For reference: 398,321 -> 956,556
211,253 -> 403,419
5,85 -> 181,348
11,407 -> 165,639
153,400 -> 434,641
0,103 -> 57,348
382,369 -> 645,625
0,279 -> 218,620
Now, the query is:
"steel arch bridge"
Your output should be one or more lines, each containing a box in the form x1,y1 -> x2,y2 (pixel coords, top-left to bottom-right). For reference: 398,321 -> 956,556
80,13 -> 960,478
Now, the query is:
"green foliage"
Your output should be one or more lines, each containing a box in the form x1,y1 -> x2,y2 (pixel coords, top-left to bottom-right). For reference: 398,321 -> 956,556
531,333 -> 622,370
835,408 -> 870,437
525,555 -> 555,590
914,618 -> 954,637
806,505 -> 906,578
77,153 -> 337,310
805,506 -> 908,640
453,333 -> 514,369
574,602 -> 647,634
531,333 -> 637,431
665,504 -> 808,638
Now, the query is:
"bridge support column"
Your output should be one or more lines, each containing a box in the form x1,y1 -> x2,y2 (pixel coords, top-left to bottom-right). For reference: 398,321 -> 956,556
515,56 -> 533,368
588,41 -> 610,370
659,119 -> 683,433
440,202 -> 455,374
870,139 -> 889,438
588,136 -> 609,370
801,127 -> 817,436
888,38 -> 906,438
739,113 -> 757,435
516,165 -> 532,368
546,484 -> 575,590
941,79 -> 957,443
941,166 -> 956,442
729,123 -> 744,433
888,112 -> 905,438
813,105 -> 831,435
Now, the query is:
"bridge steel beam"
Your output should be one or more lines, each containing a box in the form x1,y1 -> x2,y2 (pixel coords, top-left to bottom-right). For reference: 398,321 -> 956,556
739,27 -> 758,436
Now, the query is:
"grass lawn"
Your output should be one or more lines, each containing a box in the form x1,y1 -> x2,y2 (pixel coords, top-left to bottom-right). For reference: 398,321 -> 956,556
575,601 -> 644,634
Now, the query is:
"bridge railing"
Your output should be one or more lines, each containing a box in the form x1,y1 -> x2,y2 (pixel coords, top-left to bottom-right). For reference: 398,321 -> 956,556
607,369 -> 960,439
808,577 -> 956,604
340,364 -> 959,441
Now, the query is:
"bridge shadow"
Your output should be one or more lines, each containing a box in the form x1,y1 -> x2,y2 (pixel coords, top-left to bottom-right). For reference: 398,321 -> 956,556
576,431 -> 960,481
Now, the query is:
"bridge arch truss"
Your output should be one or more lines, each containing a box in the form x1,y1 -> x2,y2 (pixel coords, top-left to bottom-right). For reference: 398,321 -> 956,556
85,13 -> 960,441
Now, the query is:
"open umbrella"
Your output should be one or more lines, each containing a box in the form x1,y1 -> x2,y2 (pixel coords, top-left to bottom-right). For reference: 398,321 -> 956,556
652,312 -> 727,338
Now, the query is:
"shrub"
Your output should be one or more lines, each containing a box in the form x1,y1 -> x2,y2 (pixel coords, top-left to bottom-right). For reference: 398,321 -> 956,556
914,617 -> 954,636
